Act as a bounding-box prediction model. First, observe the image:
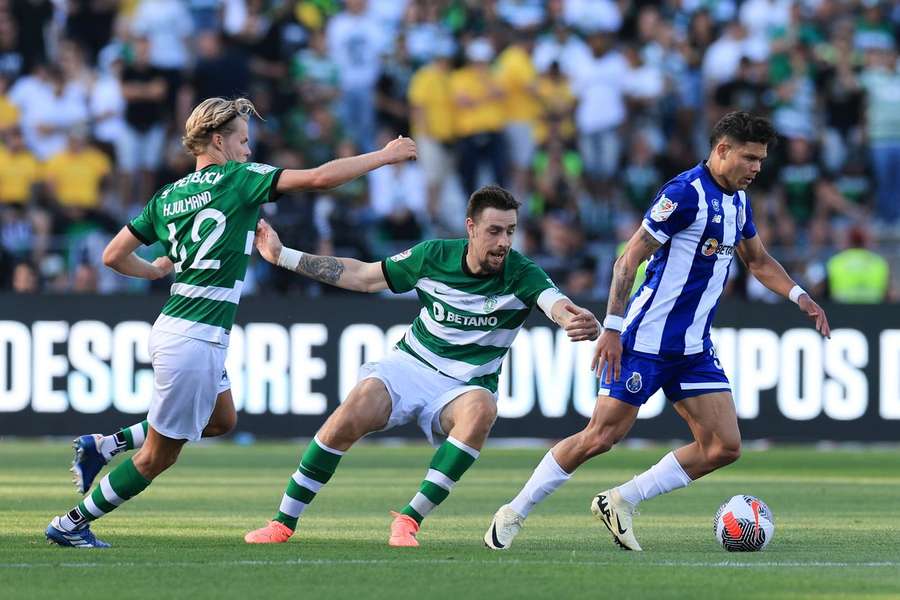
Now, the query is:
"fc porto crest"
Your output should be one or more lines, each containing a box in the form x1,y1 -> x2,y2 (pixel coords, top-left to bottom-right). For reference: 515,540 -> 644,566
711,198 -> 720,212
737,204 -> 746,230
626,371 -> 643,393
483,295 -> 498,313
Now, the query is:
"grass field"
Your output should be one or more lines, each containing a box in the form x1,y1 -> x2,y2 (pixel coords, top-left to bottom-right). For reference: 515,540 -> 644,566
1,441 -> 898,599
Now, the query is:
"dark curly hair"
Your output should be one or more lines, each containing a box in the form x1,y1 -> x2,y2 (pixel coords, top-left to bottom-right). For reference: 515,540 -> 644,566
709,112 -> 777,147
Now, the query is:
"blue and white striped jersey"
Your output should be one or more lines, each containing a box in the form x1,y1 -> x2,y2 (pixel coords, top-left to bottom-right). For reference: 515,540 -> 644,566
621,162 -> 757,356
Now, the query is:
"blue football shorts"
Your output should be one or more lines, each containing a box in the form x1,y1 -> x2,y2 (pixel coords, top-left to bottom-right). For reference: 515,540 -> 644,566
598,346 -> 731,406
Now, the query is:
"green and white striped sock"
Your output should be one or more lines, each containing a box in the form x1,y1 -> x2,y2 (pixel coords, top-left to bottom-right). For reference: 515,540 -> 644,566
273,436 -> 344,530
99,420 -> 148,460
58,458 -> 151,531
400,437 -> 479,524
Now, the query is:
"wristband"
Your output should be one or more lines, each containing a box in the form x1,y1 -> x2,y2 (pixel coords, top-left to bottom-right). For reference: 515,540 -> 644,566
788,285 -> 807,305
602,315 -> 625,332
276,247 -> 303,270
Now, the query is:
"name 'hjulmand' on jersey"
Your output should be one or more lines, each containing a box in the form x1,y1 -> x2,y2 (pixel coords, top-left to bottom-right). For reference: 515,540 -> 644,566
621,162 -> 757,356
127,161 -> 283,347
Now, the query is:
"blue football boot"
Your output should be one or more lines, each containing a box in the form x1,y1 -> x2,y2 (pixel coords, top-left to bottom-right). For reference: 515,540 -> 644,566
45,517 -> 110,548
71,434 -> 108,494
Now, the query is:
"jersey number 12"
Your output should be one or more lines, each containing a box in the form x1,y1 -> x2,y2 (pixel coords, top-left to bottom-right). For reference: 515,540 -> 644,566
166,208 -> 226,273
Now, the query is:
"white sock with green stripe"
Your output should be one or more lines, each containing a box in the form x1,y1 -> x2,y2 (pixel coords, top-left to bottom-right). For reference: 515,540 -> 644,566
400,436 -> 479,524
99,420 -> 148,460
57,457 -> 151,531
273,436 -> 344,530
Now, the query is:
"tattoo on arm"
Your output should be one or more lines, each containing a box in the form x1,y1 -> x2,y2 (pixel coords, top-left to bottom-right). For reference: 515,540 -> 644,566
295,254 -> 345,285
607,229 -> 662,317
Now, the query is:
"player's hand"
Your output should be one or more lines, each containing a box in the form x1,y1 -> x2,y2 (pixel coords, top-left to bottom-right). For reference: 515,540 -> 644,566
381,136 -> 417,164
561,303 -> 600,342
798,294 -> 831,339
151,256 -> 173,279
591,329 -> 623,385
254,218 -> 283,265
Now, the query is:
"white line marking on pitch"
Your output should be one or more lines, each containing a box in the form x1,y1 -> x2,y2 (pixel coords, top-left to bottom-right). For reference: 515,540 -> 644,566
1,559 -> 898,569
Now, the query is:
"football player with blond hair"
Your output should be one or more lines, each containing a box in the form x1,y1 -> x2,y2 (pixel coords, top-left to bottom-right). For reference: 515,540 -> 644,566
46,97 -> 416,547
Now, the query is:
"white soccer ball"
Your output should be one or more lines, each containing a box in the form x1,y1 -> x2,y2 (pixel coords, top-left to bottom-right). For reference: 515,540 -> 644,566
713,495 -> 775,552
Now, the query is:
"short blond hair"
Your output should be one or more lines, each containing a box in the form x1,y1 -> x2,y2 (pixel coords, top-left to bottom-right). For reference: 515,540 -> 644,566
182,97 -> 261,156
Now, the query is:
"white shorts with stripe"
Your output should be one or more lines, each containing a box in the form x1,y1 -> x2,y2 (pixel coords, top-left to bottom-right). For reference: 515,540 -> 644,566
147,328 -> 230,441
359,349 -> 493,446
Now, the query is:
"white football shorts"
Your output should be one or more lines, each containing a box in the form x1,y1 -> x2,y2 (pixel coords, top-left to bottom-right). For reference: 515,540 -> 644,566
147,328 -> 230,442
359,349 -> 493,445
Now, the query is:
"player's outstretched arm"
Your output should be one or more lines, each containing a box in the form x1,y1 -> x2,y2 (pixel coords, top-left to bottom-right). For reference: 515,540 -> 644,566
591,227 -> 662,383
737,235 -> 830,338
102,227 -> 173,280
549,300 -> 600,342
255,219 -> 388,293
275,137 -> 416,192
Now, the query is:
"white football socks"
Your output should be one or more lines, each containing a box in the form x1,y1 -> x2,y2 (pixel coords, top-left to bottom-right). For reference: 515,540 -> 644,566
616,451 -> 693,506
508,451 -> 572,518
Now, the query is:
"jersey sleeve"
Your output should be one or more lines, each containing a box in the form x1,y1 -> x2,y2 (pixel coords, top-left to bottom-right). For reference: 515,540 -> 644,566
516,259 -> 567,311
127,200 -> 157,246
233,162 -> 284,206
740,193 -> 758,239
381,241 -> 430,293
641,181 -> 698,244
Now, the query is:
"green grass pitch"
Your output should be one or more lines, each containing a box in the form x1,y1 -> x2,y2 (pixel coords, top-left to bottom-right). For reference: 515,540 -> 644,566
1,441 -> 898,599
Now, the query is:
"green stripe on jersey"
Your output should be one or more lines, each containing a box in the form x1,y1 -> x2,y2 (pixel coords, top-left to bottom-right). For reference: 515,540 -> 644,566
382,238 -> 562,392
129,160 -> 282,344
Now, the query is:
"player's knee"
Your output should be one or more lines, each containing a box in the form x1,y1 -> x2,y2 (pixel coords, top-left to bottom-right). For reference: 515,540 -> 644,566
582,427 -> 621,457
203,414 -> 237,438
708,441 -> 741,468
471,398 -> 497,433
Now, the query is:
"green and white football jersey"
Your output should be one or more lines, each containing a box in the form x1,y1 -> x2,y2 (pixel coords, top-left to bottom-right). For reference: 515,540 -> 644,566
128,160 -> 283,346
382,239 -> 566,392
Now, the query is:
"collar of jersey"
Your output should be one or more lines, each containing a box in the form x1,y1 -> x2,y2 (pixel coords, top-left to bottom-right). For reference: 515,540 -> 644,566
701,161 -> 736,196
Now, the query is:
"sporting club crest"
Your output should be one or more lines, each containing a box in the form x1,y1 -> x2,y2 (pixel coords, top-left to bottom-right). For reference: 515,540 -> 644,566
390,249 -> 412,262
626,371 -> 643,393
483,295 -> 498,313
650,195 -> 678,222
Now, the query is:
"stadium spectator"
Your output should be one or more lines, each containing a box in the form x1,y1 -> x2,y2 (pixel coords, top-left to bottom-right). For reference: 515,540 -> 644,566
571,31 -> 628,195
374,33 -> 413,136
0,127 -> 40,206
43,128 -> 112,216
89,54 -> 127,162
192,31 -> 251,103
11,260 -> 39,293
10,0 -> 52,71
496,29 -> 540,199
533,212 -> 596,298
291,29 -> 340,108
860,46 -> 900,225
120,36 -> 168,204
368,129 -> 427,252
64,0 -> 117,64
326,0 -> 387,152
408,40 -> 456,225
451,37 -> 508,196
0,13 -> 23,81
827,224 -> 890,303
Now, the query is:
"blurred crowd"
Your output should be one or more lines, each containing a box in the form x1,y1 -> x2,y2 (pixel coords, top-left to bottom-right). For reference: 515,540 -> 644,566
0,0 -> 898,303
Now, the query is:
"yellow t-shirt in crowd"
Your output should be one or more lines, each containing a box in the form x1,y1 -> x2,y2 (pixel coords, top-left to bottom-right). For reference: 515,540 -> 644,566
408,64 -> 456,142
0,96 -> 19,130
495,45 -> 541,123
0,147 -> 41,204
533,75 -> 577,144
43,148 -> 112,208
450,66 -> 507,137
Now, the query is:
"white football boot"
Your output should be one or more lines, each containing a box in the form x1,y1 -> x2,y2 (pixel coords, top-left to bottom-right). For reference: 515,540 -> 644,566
483,504 -> 525,550
591,488 -> 643,551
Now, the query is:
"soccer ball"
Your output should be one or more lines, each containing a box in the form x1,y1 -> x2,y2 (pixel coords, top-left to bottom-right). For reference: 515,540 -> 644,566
713,495 -> 775,552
